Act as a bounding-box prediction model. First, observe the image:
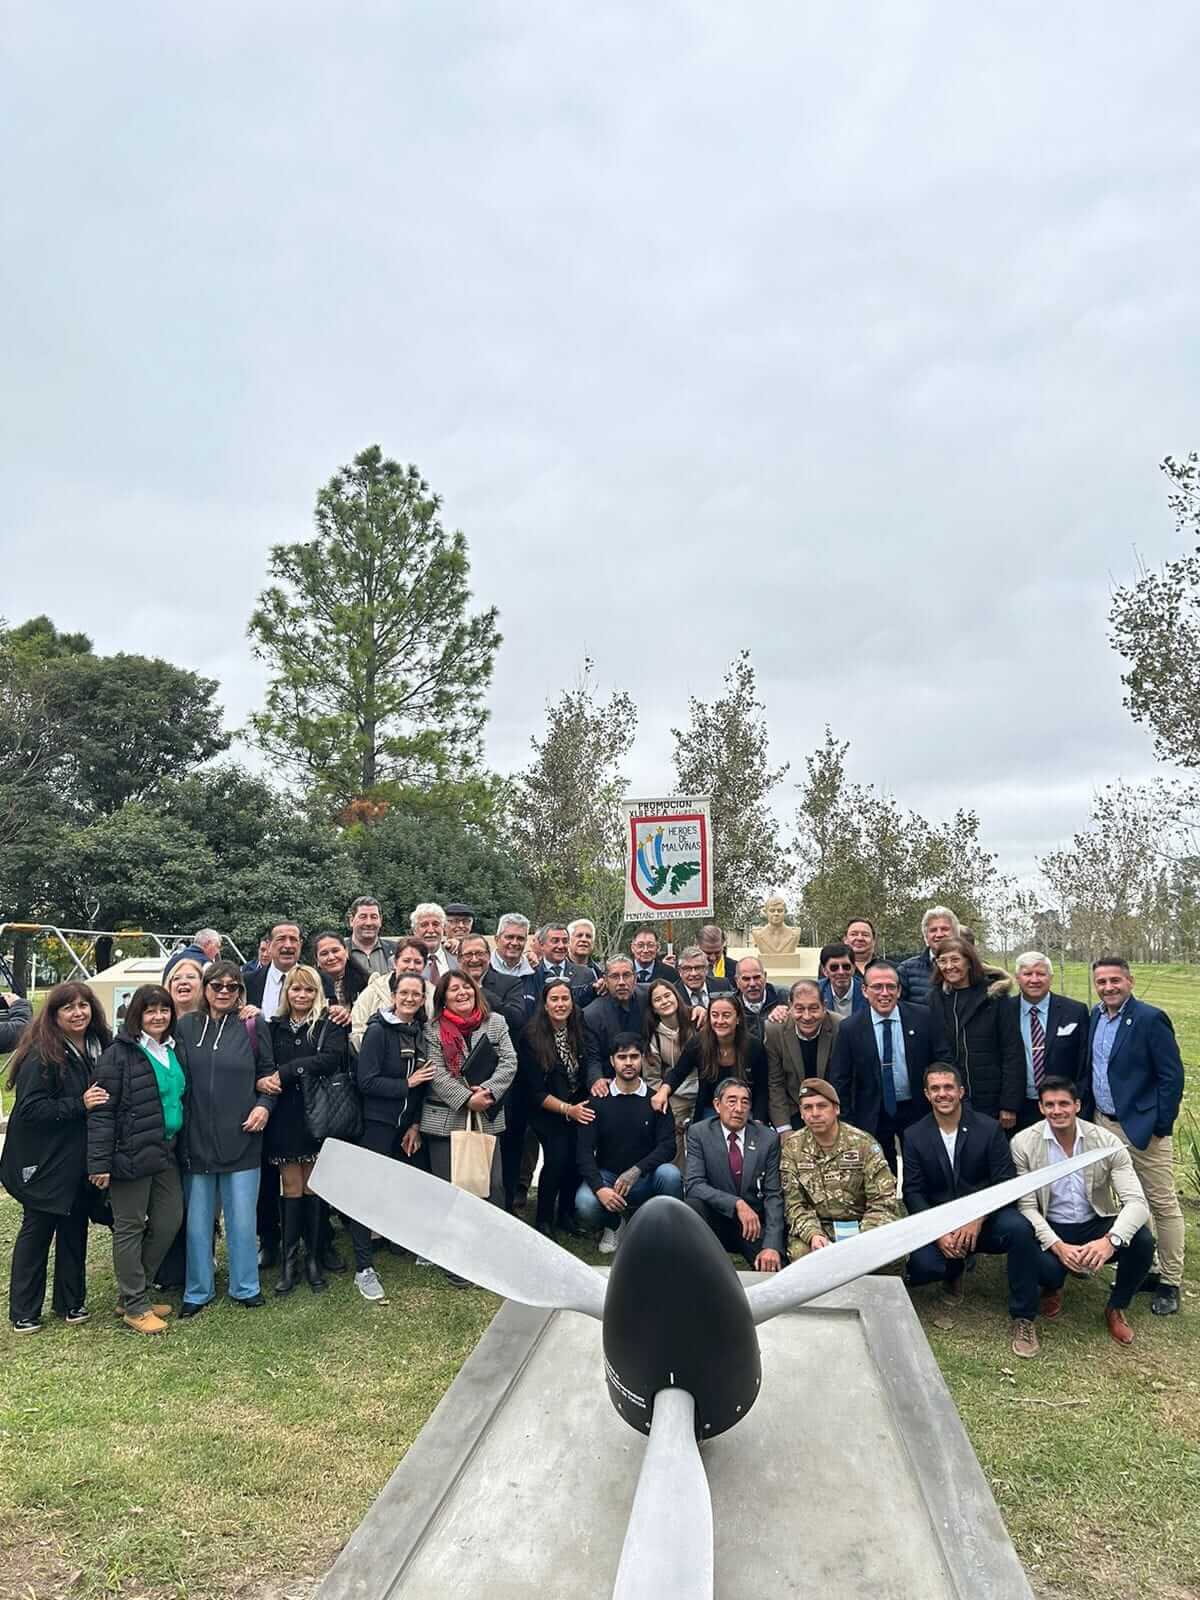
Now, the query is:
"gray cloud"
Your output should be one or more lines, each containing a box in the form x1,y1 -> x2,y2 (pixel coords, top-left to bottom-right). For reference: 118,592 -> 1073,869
3,2 -> 1196,886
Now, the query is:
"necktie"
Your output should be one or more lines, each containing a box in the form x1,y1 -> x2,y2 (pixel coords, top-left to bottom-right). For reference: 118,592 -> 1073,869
1030,1005 -> 1045,1088
880,1017 -> 898,1118
727,1130 -> 743,1190
553,963 -> 564,978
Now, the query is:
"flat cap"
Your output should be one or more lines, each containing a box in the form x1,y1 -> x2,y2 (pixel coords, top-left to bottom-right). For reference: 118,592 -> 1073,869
445,903 -> 475,918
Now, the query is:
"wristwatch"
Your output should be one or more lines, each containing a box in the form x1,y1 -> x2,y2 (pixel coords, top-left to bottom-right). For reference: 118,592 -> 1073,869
1107,1232 -> 1122,1251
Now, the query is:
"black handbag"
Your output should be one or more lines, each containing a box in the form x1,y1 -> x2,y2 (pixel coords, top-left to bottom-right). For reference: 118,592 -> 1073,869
300,1068 -> 363,1142
297,1022 -> 362,1141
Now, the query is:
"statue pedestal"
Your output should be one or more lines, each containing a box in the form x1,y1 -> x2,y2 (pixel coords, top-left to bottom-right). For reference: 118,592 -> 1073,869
317,1278 -> 1032,1599
728,944 -> 823,985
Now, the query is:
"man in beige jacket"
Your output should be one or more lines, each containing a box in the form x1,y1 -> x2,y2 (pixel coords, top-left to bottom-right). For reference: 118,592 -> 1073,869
1011,1075 -> 1155,1345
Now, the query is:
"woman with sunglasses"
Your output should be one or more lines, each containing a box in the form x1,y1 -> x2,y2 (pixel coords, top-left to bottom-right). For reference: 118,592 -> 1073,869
1,983 -> 111,1333
173,961 -> 274,1315
87,985 -> 185,1335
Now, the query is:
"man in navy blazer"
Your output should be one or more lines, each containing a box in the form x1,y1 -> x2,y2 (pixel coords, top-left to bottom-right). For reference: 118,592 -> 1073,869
902,1065 -> 1043,1358
1085,956 -> 1185,1315
827,960 -> 944,1172
529,924 -> 601,1011
1007,952 -> 1090,1131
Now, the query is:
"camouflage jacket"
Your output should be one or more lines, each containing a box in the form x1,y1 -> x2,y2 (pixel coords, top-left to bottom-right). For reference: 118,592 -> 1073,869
780,1121 -> 900,1246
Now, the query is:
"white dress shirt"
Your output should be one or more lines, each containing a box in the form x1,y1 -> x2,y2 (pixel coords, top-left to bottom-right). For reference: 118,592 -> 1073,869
1044,1124 -> 1096,1225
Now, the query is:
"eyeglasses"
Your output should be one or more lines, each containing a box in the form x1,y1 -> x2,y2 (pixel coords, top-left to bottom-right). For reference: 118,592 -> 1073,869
207,980 -> 241,993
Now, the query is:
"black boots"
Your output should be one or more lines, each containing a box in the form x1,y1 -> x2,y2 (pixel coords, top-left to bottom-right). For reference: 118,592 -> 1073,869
275,1195 -> 329,1294
274,1197 -> 303,1296
303,1196 -> 328,1293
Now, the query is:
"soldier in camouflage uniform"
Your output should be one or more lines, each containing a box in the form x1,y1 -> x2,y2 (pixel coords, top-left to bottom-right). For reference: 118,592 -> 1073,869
780,1078 -> 900,1258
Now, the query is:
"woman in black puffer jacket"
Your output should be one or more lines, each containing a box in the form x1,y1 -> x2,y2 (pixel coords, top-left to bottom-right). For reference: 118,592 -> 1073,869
926,938 -> 1024,1126
345,973 -> 435,1301
1,983 -> 111,1333
88,985 -> 186,1335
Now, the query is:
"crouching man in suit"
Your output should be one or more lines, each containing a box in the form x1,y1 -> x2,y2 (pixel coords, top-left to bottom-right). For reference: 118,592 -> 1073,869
902,1064 -> 1043,1359
1011,1076 -> 1155,1346
685,1078 -> 784,1273
779,1078 -> 899,1260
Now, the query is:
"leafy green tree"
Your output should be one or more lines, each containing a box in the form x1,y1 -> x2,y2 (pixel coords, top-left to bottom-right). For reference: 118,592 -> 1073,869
248,446 -> 502,811
793,728 -> 997,951
507,662 -> 636,938
349,811 -> 533,937
672,651 -> 788,926
43,806 -> 218,930
1110,451 -> 1200,765
46,652 -> 228,816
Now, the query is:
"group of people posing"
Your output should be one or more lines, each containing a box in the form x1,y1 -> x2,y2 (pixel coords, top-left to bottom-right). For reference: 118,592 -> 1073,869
0,899 -> 1186,1359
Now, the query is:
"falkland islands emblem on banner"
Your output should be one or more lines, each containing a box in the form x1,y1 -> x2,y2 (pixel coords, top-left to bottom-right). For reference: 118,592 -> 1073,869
622,796 -> 713,920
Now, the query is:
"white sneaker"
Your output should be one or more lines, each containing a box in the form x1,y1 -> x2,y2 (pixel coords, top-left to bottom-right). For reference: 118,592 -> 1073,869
355,1268 -> 386,1302
414,1256 -> 433,1267
598,1226 -> 621,1255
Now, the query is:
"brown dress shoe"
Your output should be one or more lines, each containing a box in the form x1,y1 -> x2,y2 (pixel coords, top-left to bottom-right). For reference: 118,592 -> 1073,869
1105,1307 -> 1134,1345
123,1310 -> 168,1336
1011,1318 -> 1040,1358
1040,1289 -> 1064,1321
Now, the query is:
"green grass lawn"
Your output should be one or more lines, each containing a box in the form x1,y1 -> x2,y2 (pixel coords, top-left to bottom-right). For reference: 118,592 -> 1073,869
2,960 -> 1199,1600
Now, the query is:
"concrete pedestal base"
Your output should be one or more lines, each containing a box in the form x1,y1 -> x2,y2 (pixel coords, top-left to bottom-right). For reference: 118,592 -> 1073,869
317,1278 -> 1031,1599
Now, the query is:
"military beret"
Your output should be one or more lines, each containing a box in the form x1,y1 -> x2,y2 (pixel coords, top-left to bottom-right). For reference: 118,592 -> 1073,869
798,1076 -> 840,1108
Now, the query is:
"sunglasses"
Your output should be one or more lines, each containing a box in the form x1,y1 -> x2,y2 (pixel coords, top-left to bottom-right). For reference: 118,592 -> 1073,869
825,961 -> 854,972
207,980 -> 241,993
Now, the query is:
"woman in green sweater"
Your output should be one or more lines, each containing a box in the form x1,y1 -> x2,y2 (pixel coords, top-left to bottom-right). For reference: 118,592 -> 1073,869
87,986 -> 186,1335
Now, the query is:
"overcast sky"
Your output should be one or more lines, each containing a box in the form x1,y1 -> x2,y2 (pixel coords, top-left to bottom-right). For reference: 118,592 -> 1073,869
4,3 -> 1198,889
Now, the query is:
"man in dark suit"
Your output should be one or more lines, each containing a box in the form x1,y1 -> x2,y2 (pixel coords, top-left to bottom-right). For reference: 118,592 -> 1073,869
902,1064 -> 1043,1358
628,927 -> 678,988
1085,955 -> 1185,1316
583,957 -> 648,1089
458,935 -> 530,1035
827,959 -> 942,1172
675,946 -> 730,1008
731,955 -> 789,1042
816,942 -> 865,1021
685,1077 -> 784,1272
531,923 -> 601,1009
766,980 -> 840,1131
1007,951 -> 1089,1131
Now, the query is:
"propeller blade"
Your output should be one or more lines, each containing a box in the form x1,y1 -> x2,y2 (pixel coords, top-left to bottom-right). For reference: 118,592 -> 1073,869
746,1144 -> 1113,1324
612,1389 -> 713,1600
308,1138 -> 606,1320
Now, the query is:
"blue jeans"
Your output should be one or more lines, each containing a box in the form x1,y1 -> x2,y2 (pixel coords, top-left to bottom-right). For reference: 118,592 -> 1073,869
574,1165 -> 683,1230
184,1169 -> 261,1305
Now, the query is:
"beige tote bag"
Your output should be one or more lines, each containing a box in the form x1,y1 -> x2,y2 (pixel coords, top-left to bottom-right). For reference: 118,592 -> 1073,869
450,1110 -> 496,1198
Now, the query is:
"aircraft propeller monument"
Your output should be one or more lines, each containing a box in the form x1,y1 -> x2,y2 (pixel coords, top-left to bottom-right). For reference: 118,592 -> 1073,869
311,1137 -> 1111,1600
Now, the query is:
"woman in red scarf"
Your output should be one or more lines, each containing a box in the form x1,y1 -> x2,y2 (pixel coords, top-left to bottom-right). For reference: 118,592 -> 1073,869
420,971 -> 518,1213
